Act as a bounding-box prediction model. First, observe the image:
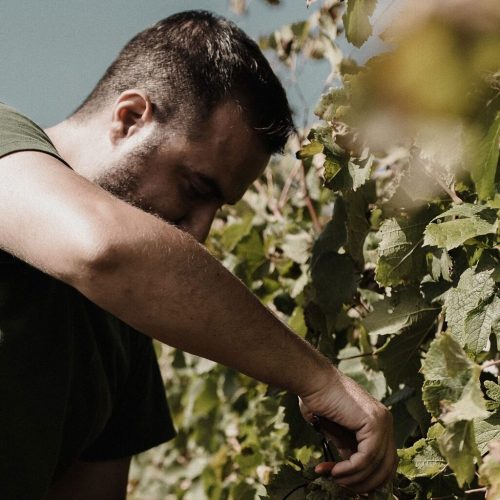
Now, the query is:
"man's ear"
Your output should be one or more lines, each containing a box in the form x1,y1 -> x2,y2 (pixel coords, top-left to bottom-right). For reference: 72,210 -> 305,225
109,90 -> 154,145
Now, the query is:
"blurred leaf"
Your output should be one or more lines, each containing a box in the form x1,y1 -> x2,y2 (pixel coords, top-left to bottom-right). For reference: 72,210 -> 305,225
479,440 -> 500,498
315,88 -> 349,122
342,0 -> 377,48
282,232 -> 312,264
469,112 -> 500,201
220,213 -> 254,251
297,141 -> 324,159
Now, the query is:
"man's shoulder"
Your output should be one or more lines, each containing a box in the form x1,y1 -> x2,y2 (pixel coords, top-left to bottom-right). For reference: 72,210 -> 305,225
0,102 -> 69,167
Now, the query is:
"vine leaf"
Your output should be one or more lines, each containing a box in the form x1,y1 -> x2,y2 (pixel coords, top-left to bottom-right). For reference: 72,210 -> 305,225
378,320 -> 435,390
342,0 -> 377,48
363,288 -> 438,338
485,380 -> 500,411
421,334 -> 475,418
469,111 -> 500,201
440,368 -> 489,425
375,216 -> 428,287
265,464 -> 307,499
479,440 -> 500,498
220,213 -> 254,251
464,295 -> 500,357
397,426 -> 447,480
437,420 -> 480,487
443,267 -> 496,349
475,411 -> 500,456
423,203 -> 498,251
311,253 -> 358,315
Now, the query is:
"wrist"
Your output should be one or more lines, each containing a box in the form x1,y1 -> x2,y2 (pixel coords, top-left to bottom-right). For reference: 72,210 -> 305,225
296,355 -> 340,401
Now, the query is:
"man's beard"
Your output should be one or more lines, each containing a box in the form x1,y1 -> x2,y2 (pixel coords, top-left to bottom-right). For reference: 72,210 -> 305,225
93,155 -> 162,220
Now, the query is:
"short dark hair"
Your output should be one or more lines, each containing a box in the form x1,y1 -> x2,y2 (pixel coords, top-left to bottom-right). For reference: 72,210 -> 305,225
72,10 -> 295,154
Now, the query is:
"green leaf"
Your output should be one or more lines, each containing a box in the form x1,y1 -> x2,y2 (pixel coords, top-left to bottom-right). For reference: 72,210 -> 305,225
311,198 -> 347,268
397,435 -> 446,480
438,420 -> 480,487
220,213 -> 254,252
391,400 -> 419,448
288,306 -> 307,337
311,253 -> 359,314
344,185 -> 373,269
475,411 -> 500,456
266,464 -> 307,499
378,318 -> 434,389
485,380 -> 500,403
421,334 -> 475,418
342,0 -> 377,48
464,295 -> 500,356
297,141 -> 324,159
469,112 -> 500,201
363,288 -> 438,338
375,215 -> 428,287
444,267 -> 496,348
348,155 -> 374,191
423,203 -> 498,251
193,377 -> 219,415
440,366 -> 489,424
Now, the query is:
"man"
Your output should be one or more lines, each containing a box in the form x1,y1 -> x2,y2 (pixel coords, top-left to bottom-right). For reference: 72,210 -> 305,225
0,10 -> 397,500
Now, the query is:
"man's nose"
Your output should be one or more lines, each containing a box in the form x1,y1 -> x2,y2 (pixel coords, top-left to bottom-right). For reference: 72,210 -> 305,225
178,202 -> 220,243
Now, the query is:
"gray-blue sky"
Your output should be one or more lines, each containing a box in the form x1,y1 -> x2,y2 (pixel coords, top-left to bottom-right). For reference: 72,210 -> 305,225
0,0 -> 393,127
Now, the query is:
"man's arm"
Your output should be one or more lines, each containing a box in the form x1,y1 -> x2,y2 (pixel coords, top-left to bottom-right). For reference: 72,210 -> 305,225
0,152 -> 396,493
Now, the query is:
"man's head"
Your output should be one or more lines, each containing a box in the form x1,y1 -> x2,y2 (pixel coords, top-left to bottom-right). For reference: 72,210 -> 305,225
72,10 -> 294,153
61,10 -> 294,242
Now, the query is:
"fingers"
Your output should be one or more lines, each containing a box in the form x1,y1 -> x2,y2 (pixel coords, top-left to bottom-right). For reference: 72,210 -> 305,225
314,461 -> 335,475
315,430 -> 398,494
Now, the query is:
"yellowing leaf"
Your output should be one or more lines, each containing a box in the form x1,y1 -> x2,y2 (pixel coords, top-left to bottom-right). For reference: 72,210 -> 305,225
479,441 -> 500,499
397,435 -> 446,480
342,0 -> 377,48
437,420 -> 480,487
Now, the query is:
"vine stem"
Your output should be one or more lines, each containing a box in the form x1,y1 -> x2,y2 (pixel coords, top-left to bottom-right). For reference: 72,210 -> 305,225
281,483 -> 308,499
431,486 -> 488,498
482,358 -> 500,371
299,160 -> 322,234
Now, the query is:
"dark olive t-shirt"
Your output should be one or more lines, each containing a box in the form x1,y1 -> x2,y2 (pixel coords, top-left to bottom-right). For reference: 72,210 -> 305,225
0,103 -> 176,500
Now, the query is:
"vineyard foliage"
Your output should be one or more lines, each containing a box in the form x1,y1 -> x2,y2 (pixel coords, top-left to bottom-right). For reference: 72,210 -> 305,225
129,0 -> 500,498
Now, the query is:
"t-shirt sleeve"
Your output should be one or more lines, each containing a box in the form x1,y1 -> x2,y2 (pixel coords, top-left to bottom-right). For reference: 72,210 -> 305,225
0,103 -> 70,167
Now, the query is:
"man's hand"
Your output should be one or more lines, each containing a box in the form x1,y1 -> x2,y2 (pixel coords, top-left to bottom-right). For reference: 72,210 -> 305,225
299,368 -> 398,494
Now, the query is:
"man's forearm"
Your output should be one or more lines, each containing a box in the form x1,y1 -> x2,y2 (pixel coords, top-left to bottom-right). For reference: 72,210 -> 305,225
76,206 -> 335,397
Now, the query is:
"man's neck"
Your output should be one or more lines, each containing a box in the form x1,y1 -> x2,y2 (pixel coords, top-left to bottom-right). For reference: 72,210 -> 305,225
44,117 -> 110,181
